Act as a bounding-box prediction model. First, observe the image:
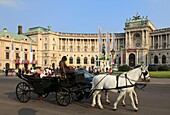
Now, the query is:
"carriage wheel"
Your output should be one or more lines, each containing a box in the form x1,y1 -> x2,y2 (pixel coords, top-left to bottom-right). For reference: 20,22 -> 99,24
56,88 -> 71,106
16,82 -> 31,103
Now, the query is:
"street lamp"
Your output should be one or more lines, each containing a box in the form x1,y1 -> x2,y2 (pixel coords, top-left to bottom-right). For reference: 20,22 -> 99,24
110,49 -> 115,69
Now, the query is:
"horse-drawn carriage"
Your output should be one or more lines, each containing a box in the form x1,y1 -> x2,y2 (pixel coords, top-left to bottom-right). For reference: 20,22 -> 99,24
15,71 -> 93,106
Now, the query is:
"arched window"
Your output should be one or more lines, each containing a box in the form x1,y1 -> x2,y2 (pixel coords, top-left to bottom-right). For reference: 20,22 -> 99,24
77,57 -> 80,64
84,46 -> 87,52
69,57 -> 73,64
70,46 -> 73,52
84,57 -> 88,64
44,43 -> 47,50
162,55 -> 166,64
133,33 -> 142,48
77,46 -> 80,51
91,46 -> 95,51
91,57 -> 95,64
155,43 -> 158,49
62,45 -> 65,51
163,42 -> 166,49
154,55 -> 158,64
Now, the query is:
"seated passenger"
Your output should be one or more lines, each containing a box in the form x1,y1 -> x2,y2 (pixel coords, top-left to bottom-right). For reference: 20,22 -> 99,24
59,56 -> 75,74
59,56 -> 75,78
40,68 -> 47,78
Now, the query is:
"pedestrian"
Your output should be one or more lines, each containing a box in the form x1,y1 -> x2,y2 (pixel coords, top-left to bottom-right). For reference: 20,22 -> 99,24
5,69 -> 8,76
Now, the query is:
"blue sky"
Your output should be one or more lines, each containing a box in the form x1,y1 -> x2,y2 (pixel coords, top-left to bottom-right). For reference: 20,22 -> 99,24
0,0 -> 170,34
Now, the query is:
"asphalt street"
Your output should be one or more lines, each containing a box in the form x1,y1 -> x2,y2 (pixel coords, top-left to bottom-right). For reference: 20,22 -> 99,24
0,74 -> 170,115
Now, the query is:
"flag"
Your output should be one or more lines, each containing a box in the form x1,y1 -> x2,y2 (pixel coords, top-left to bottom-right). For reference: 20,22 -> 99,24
10,40 -> 14,62
112,33 -> 117,64
30,43 -> 33,63
20,44 -> 23,63
105,30 -> 110,60
112,33 -> 116,51
98,26 -> 103,59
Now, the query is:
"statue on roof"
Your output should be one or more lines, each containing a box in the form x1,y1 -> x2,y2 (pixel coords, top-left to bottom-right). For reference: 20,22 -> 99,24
133,12 -> 141,20
47,26 -> 51,31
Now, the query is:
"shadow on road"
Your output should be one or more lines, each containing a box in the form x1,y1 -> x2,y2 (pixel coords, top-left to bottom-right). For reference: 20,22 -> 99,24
18,108 -> 38,115
5,92 -> 18,102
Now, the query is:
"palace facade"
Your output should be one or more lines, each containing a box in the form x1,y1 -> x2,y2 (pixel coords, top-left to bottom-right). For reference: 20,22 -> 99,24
0,14 -> 170,70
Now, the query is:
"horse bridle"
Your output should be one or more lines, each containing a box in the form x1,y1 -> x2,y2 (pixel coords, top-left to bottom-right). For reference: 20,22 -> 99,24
140,68 -> 149,82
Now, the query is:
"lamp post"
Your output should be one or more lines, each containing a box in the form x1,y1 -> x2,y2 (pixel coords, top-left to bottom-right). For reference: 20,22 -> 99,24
110,49 -> 115,69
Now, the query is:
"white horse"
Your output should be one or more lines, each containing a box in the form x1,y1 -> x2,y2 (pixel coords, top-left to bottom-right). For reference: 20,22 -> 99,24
105,70 -> 150,106
91,66 -> 149,111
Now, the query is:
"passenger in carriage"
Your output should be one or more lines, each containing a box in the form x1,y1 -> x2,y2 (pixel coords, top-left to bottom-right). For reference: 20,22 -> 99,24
59,56 -> 75,79
39,68 -> 48,78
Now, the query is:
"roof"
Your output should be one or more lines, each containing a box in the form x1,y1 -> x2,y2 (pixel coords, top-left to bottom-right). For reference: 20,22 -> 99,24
0,29 -> 34,42
28,26 -> 50,32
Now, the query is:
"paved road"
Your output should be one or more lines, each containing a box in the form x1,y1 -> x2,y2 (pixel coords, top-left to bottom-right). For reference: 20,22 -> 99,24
0,75 -> 170,115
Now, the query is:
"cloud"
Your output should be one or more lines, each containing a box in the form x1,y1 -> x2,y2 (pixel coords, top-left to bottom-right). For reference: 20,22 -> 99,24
0,0 -> 22,8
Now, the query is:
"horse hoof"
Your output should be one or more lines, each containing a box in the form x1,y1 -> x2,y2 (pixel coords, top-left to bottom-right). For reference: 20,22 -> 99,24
99,106 -> 104,110
134,109 -> 138,112
134,108 -> 138,112
123,104 -> 126,107
113,108 -> 117,111
91,104 -> 95,107
113,109 -> 117,111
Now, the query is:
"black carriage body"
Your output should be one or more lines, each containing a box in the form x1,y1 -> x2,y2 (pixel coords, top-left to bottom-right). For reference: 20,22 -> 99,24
16,72 -> 91,104
18,74 -> 59,95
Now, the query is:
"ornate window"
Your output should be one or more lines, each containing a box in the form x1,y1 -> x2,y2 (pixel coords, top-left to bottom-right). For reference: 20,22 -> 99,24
62,45 -> 65,51
77,57 -> 80,64
84,57 -> 88,64
133,33 -> 142,48
84,46 -> 87,52
6,52 -> 9,59
91,46 -> 95,51
69,57 -> 73,64
162,55 -> 166,64
70,46 -> 73,52
163,42 -> 166,49
44,43 -> 47,50
155,43 -> 158,49
77,46 -> 80,51
25,54 -> 27,60
154,55 -> 158,64
91,57 -> 95,64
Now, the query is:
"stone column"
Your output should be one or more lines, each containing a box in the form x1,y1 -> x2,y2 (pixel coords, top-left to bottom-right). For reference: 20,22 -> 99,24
153,36 -> 154,49
166,34 -> 168,48
136,51 -> 138,66
120,49 -> 123,66
129,32 -> 131,48
158,35 -> 160,49
126,32 -> 129,49
160,35 -> 162,49
142,30 -> 144,47
126,52 -> 129,65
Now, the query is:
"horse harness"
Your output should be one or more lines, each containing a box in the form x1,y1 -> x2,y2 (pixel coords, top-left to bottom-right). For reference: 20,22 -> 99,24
91,69 -> 147,93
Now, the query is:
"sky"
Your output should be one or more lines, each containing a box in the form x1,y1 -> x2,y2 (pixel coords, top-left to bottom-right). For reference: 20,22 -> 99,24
0,0 -> 170,34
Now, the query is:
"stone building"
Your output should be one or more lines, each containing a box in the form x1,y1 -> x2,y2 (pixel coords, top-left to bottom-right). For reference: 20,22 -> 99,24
0,14 -> 170,70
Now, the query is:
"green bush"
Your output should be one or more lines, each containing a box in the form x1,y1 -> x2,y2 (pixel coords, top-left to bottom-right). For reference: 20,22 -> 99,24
148,66 -> 158,71
158,65 -> 169,71
118,65 -> 131,71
